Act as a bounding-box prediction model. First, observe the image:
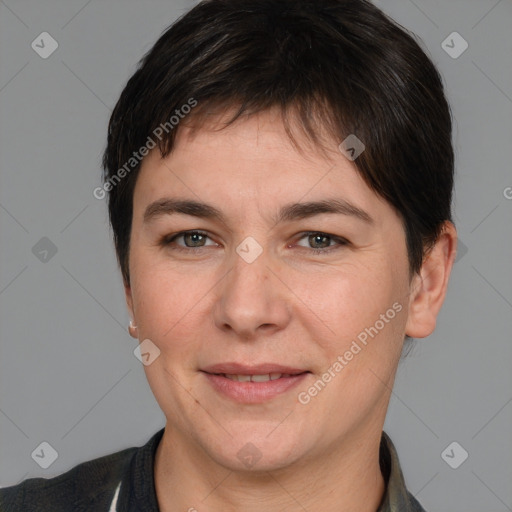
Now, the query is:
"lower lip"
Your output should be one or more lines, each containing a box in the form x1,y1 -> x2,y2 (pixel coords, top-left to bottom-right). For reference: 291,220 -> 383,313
203,372 -> 309,403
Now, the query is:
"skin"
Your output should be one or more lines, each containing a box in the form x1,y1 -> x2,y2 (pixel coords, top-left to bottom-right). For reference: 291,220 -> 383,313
125,109 -> 457,512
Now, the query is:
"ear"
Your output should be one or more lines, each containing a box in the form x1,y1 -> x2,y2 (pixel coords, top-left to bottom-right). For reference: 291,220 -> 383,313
405,221 -> 457,338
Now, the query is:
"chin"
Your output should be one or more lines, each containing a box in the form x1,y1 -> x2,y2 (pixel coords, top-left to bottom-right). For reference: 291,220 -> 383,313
203,428 -> 312,473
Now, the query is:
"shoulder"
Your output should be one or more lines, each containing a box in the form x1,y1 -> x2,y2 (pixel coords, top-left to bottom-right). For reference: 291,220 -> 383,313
0,445 -> 136,512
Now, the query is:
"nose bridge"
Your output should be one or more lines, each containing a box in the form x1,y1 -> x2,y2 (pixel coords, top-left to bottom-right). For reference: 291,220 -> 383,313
213,244 -> 291,337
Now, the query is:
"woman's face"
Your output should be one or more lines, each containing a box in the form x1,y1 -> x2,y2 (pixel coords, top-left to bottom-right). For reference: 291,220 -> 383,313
126,110 -> 415,471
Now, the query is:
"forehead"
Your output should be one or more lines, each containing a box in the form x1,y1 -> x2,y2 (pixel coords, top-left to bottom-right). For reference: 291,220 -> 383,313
134,110 -> 392,224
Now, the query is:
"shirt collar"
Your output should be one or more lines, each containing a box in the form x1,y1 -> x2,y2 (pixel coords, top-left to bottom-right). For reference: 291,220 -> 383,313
377,431 -> 426,512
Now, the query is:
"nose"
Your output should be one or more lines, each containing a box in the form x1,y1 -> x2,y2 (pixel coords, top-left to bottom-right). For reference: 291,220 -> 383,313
213,249 -> 292,340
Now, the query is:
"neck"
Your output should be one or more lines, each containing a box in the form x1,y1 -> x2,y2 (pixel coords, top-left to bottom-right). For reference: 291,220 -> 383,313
154,424 -> 386,512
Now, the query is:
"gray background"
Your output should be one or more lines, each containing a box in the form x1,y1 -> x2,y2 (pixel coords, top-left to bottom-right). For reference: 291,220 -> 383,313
0,0 -> 511,510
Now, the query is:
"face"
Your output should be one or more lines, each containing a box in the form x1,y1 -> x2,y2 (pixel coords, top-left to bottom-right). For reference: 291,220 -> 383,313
126,110 -> 415,472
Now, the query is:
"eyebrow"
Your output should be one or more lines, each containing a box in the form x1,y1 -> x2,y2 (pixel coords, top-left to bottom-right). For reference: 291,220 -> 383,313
143,198 -> 373,225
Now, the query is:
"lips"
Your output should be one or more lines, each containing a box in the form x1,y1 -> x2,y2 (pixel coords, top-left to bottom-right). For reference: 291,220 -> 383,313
201,363 -> 310,403
201,363 -> 308,376
223,373 -> 291,382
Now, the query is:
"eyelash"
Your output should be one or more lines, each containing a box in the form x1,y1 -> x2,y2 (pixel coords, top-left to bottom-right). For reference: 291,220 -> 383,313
160,230 -> 349,255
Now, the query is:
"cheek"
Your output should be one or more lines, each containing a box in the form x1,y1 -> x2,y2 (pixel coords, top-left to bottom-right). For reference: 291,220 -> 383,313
303,261 -> 408,371
307,265 -> 395,330
129,257 -> 213,356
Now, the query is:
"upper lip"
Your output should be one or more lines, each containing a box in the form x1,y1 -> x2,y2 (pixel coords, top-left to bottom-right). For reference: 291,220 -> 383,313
201,363 -> 309,375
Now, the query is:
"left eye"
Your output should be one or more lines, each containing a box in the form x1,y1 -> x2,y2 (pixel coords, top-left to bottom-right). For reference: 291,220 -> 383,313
295,232 -> 348,252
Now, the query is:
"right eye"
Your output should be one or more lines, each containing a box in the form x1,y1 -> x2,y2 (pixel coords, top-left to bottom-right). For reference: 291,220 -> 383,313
161,230 -> 219,252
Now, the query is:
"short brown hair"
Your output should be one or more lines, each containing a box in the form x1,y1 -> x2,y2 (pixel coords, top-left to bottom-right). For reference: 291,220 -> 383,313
102,0 -> 454,285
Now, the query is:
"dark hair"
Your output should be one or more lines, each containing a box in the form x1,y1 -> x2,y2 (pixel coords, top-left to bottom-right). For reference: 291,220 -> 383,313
102,0 -> 454,286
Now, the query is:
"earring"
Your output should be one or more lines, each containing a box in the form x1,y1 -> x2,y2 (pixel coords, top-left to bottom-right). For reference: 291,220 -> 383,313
128,320 -> 138,338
